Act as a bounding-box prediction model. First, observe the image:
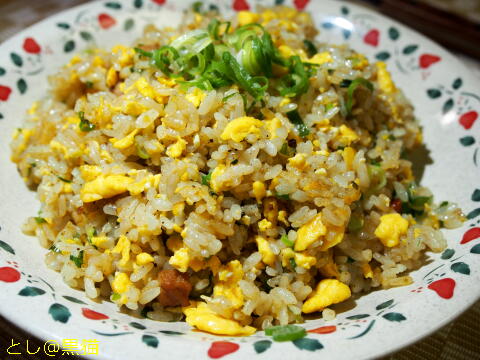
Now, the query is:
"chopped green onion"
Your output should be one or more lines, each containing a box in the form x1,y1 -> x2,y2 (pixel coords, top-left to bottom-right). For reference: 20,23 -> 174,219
192,1 -> 203,13
325,103 -> 335,112
78,111 -> 95,132
86,227 -> 97,245
286,109 -> 310,138
56,175 -> 72,183
278,56 -> 309,97
281,234 -> 294,248
274,192 -> 290,201
409,196 -> 432,211
303,39 -> 317,57
70,250 -> 84,268
347,215 -> 364,232
222,92 -> 238,102
85,81 -> 94,88
111,292 -> 121,301
347,256 -> 355,263
49,244 -> 61,253
35,216 -> 46,224
265,324 -> 306,342
345,78 -> 374,116
339,79 -> 352,88
135,136 -> 150,159
367,164 -> 386,194
439,201 -> 449,208
201,171 -> 212,186
134,47 -> 152,58
289,257 -> 297,269
279,143 -> 294,157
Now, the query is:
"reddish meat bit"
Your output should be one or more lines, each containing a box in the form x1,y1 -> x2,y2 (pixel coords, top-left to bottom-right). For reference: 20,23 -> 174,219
158,269 -> 192,307
391,198 -> 402,213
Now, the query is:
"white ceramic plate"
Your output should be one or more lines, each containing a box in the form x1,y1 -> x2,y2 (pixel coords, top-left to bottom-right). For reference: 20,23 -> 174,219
1,0 -> 479,359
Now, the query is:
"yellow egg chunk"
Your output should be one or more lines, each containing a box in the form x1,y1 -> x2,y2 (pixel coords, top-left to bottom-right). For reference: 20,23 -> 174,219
79,165 -> 102,181
294,213 -> 327,251
265,117 -> 282,139
110,129 -> 139,149
91,235 -> 109,248
294,252 -> 316,269
237,11 -> 259,26
376,61 -> 396,94
169,247 -> 191,273
374,213 -> 409,247
112,235 -> 131,266
112,272 -> 131,294
362,263 -> 373,279
318,225 -> 344,251
255,236 -> 275,266
166,138 -> 187,158
213,260 -> 244,311
185,87 -> 206,107
302,279 -> 351,314
252,181 -> 266,202
337,125 -> 359,146
184,302 -> 255,336
258,218 -> 272,232
106,67 -> 118,88
342,147 -> 356,170
221,116 -> 264,142
136,252 -> 154,265
307,52 -> 333,65
81,175 -> 134,202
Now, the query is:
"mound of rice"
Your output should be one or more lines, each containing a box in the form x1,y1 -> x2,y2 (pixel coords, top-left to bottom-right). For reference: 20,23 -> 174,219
10,6 -> 464,335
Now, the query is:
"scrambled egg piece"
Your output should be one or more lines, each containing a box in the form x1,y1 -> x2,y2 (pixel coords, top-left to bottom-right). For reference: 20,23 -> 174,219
307,52 -> 333,65
342,146 -> 356,170
166,137 -> 187,158
79,165 -> 102,181
167,236 -> 220,273
252,181 -> 266,202
258,218 -> 272,232
185,87 -> 206,107
376,61 -> 396,94
221,116 -> 264,142
136,252 -> 154,265
265,117 -> 282,139
294,213 -> 327,251
106,67 -> 118,88
112,272 -> 131,294
318,225 -> 344,251
281,248 -> 316,269
374,213 -> 409,247
112,235 -> 131,267
237,11 -> 260,26
125,77 -> 166,103
350,53 -> 369,70
184,302 -> 255,336
210,165 -> 232,193
362,263 -> 373,279
81,175 -> 134,202
255,236 -> 275,266
288,153 -> 307,170
50,140 -> 83,159
112,45 -> 135,67
337,125 -> 359,146
110,129 -> 139,150
91,235 -> 109,248
213,260 -> 244,312
302,279 -> 351,313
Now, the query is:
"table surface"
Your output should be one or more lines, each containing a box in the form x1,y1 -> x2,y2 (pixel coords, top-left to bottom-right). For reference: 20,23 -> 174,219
0,1 -> 479,359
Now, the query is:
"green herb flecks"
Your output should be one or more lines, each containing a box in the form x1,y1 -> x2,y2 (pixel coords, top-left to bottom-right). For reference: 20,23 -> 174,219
280,234 -> 294,248
70,250 -> 84,268
35,216 -> 47,224
78,111 -> 95,132
286,109 -> 310,138
345,78 -> 374,116
201,171 -> 213,186
265,324 -> 306,342
56,175 -> 72,183
49,244 -> 61,253
111,292 -> 121,301
303,39 -> 318,57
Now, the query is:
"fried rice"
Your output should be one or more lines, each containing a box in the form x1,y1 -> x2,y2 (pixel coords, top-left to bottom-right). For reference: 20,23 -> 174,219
10,6 -> 465,336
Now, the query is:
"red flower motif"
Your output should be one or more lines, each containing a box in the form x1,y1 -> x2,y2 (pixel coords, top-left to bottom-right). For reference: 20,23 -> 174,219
233,0 -> 249,11
98,13 -> 116,29
293,0 -> 310,10
461,227 -> 480,244
0,266 -> 21,282
363,29 -> 379,47
428,278 -> 455,299
308,325 -> 336,334
151,0 -> 166,4
419,54 -> 441,69
208,341 -> 239,359
0,85 -> 12,101
459,111 -> 478,130
23,37 -> 41,54
81,308 -> 109,320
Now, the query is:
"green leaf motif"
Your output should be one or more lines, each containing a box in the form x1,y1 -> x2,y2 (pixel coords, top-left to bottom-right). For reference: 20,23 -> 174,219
467,208 -> 480,219
80,31 -> 93,41
0,113 -> 3,119
375,299 -> 394,310
341,6 -> 349,15
460,136 -> 475,146
375,52 -> 390,61
57,22 -> 70,29
346,314 -> 370,320
10,52 -> 23,67
388,27 -> 399,40
62,295 -> 87,304
105,2 -> 122,9
403,44 -> 418,55
451,262 -> 470,275
64,40 -> 75,53
349,320 -> 376,339
129,322 -> 146,330
427,89 -> 441,99
142,335 -> 158,348
48,303 -> 71,323
17,78 -> 27,94
0,67 -> 5,76
253,340 -> 272,354
452,78 -> 463,90
471,243 -> 480,254
159,330 -> 183,335
0,240 -> 15,254
382,312 -> 406,322
442,98 -> 454,114
93,330 -> 133,336
274,0 -> 285,5
292,338 -> 323,351
124,18 -> 134,31
18,286 -> 45,296
441,248 -> 455,260
134,0 -> 143,8
471,189 -> 480,201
